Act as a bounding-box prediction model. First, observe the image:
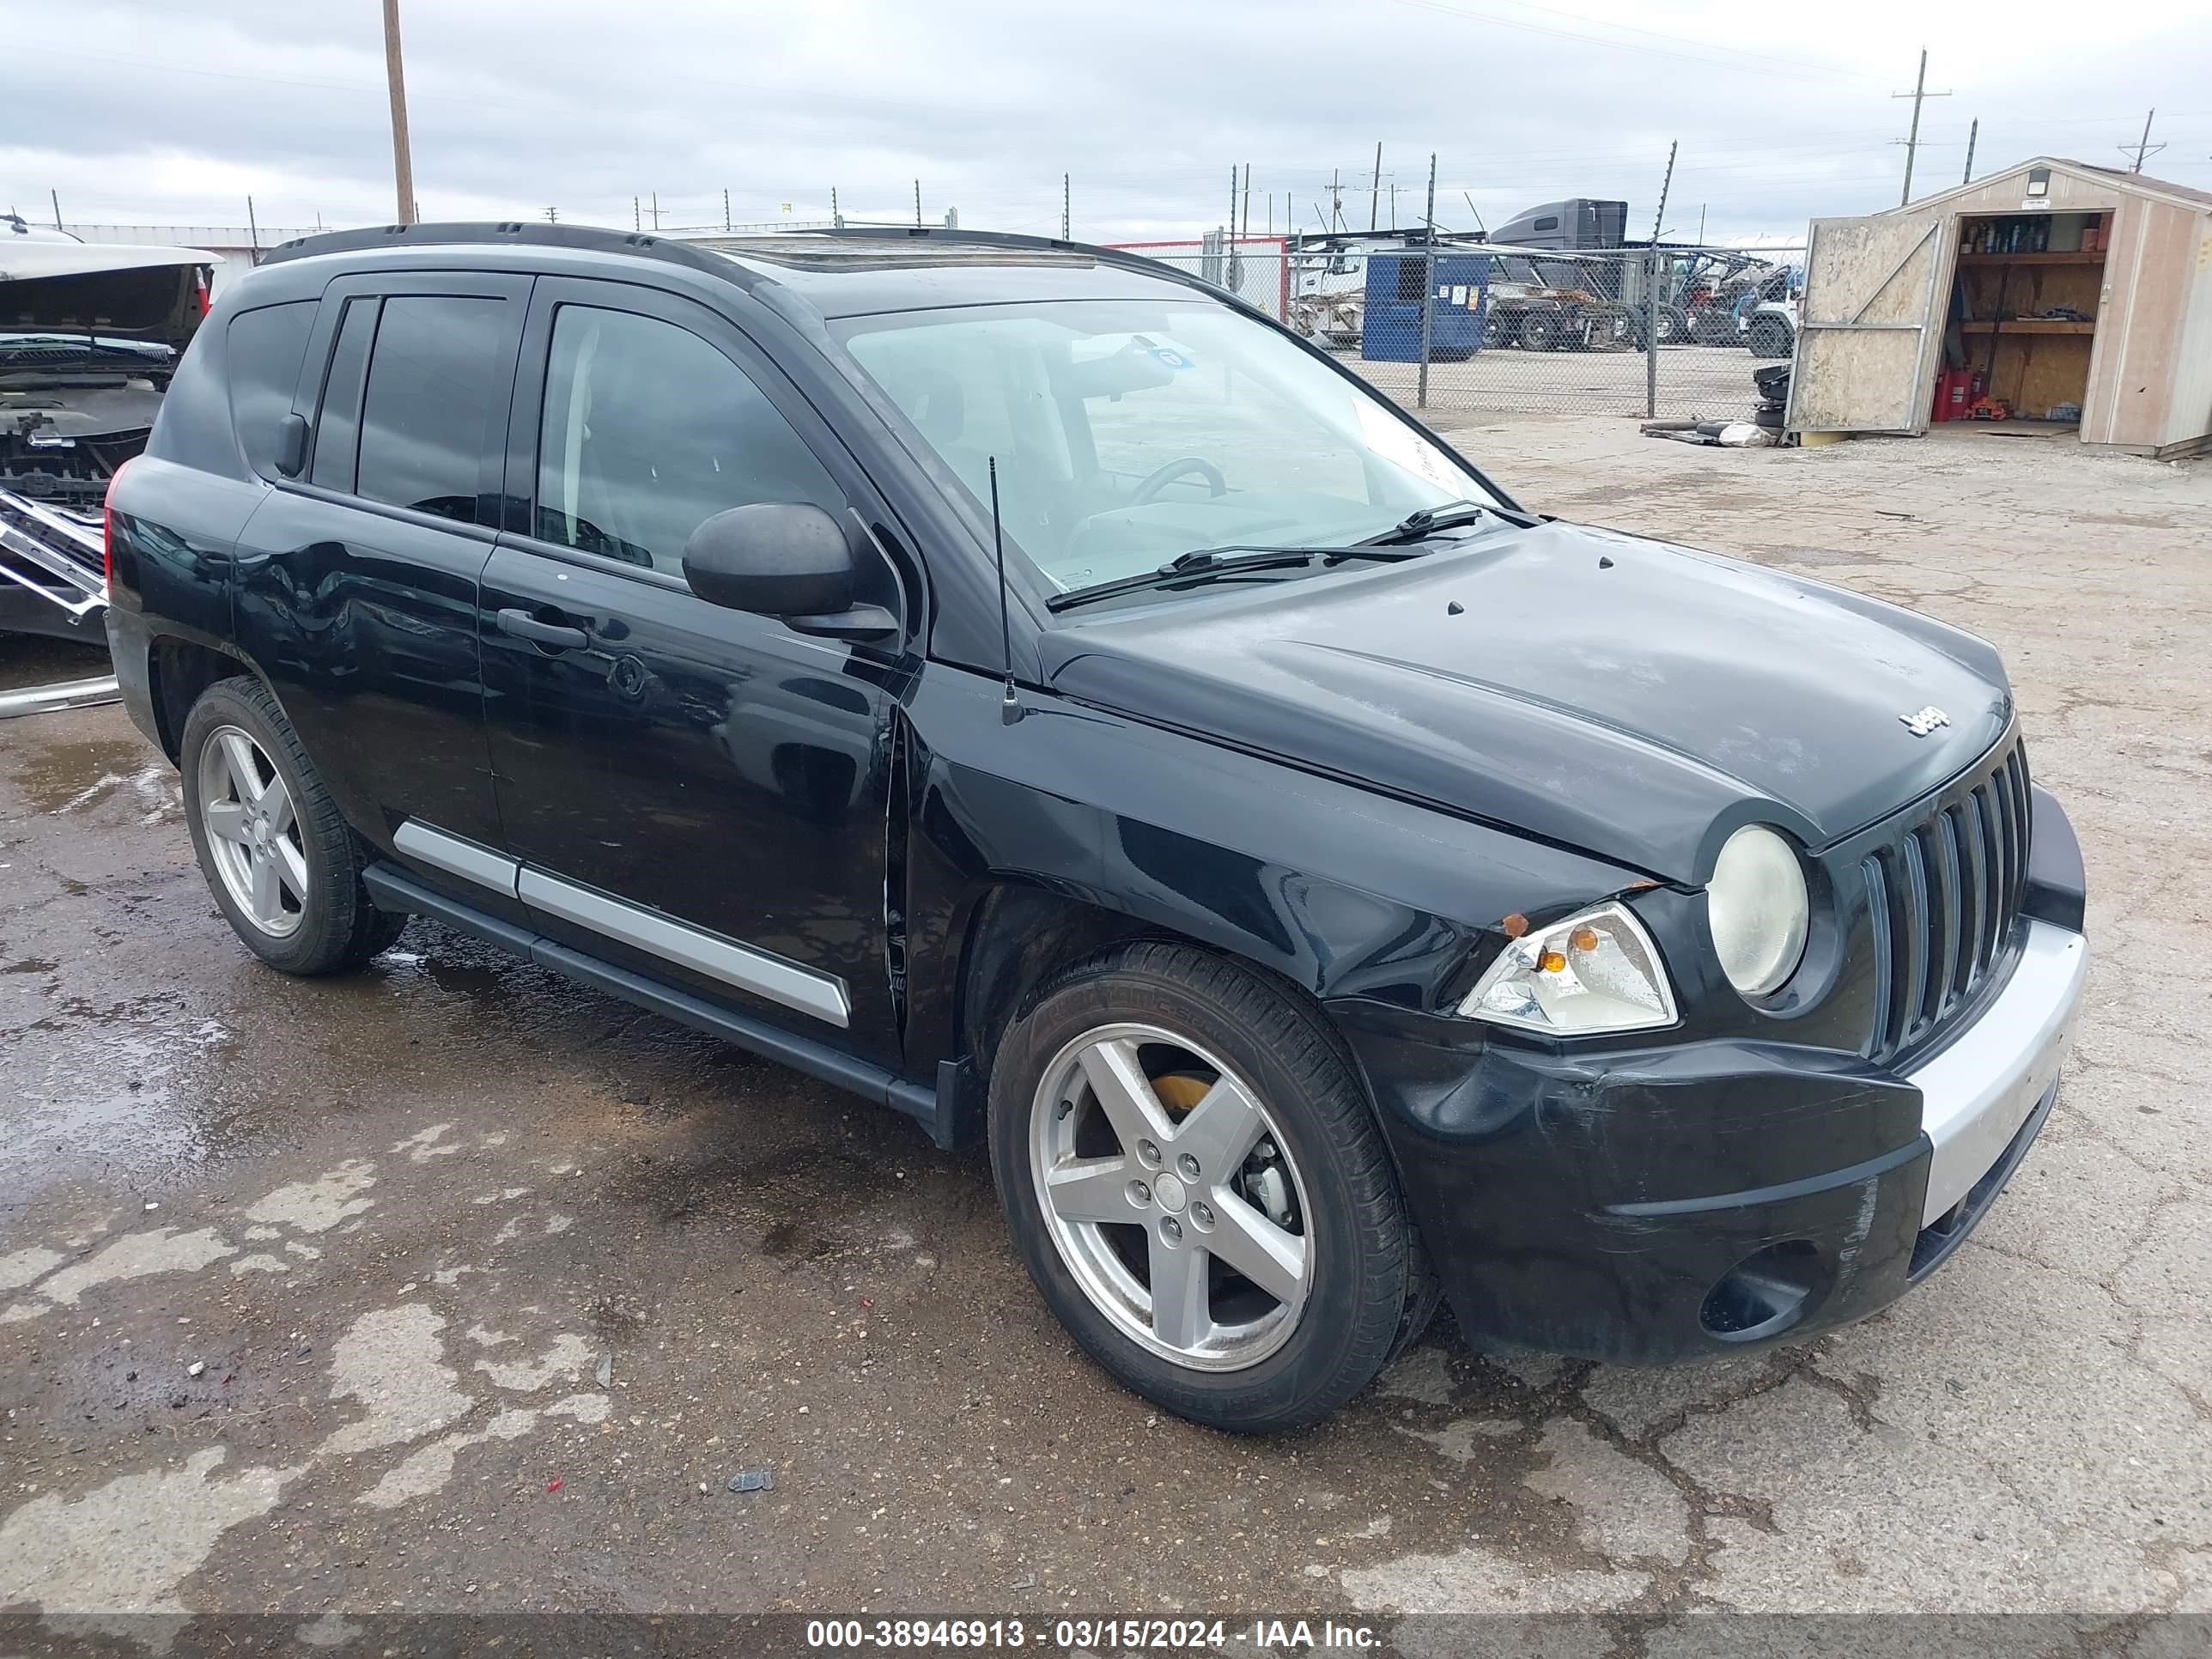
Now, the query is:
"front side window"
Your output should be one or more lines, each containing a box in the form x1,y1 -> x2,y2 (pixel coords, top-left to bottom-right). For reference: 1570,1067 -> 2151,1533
832,297 -> 1499,599
355,295 -> 507,524
534,306 -> 846,574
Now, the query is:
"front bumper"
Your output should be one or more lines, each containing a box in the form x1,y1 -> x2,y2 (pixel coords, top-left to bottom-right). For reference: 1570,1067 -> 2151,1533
1334,793 -> 2090,1364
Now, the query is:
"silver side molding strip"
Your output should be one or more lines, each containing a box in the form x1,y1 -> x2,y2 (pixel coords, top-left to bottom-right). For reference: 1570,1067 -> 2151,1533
392,819 -> 851,1030
516,869 -> 851,1029
393,821 -> 522,896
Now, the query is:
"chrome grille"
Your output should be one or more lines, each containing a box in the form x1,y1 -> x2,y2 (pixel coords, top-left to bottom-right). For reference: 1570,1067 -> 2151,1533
1861,741 -> 2031,1065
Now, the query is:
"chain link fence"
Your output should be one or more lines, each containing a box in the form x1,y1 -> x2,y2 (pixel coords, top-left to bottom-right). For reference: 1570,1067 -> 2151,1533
1127,239 -> 1806,426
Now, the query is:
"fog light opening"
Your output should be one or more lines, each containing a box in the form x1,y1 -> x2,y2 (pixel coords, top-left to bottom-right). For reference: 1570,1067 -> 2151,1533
1699,1240 -> 1829,1343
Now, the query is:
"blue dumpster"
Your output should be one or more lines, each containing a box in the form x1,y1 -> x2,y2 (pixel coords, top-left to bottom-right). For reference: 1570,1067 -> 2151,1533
1362,251 -> 1488,362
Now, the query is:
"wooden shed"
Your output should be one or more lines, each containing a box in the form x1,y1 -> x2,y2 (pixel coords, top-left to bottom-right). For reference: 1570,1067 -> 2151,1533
1785,157 -> 2212,457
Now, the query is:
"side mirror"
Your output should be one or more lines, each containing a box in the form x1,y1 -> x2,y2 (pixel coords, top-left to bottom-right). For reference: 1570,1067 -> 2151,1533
681,503 -> 898,643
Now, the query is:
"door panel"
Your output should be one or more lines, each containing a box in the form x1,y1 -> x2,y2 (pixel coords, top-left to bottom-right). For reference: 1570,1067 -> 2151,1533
234,273 -> 528,896
1787,218 -> 1948,434
480,277 -> 914,1062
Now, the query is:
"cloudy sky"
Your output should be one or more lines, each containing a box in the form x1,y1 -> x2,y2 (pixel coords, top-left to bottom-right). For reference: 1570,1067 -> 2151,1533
12,0 -> 2210,246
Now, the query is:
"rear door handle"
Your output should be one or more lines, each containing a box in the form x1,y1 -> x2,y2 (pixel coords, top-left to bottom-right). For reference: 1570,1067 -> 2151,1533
495,608 -> 589,650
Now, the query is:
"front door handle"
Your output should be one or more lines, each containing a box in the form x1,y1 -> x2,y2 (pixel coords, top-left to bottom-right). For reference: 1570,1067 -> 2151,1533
495,608 -> 589,651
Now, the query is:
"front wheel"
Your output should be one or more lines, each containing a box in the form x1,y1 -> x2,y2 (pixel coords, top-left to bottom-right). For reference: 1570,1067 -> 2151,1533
988,942 -> 1436,1432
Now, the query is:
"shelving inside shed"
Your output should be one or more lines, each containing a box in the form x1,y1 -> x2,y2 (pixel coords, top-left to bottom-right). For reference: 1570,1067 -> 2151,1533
1937,212 -> 2108,427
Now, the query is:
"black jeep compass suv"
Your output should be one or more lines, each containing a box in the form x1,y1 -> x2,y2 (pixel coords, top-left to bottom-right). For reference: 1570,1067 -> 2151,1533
102,222 -> 2087,1431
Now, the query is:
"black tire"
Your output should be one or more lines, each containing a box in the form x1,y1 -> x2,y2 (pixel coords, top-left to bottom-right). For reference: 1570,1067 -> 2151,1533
179,676 -> 405,975
1662,304 -> 1693,345
987,940 -> 1435,1432
1519,308 -> 1561,352
1480,312 -> 1511,349
1747,319 -> 1794,360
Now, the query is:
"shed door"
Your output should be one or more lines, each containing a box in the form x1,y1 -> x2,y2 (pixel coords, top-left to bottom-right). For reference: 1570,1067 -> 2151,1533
1786,216 -> 1947,434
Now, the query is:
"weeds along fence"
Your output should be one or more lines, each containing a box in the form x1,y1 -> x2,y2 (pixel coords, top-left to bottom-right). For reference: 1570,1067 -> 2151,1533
1123,238 -> 1807,423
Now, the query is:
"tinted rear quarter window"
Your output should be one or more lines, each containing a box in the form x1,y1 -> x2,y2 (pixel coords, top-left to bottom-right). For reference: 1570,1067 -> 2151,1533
355,295 -> 506,525
225,301 -> 315,481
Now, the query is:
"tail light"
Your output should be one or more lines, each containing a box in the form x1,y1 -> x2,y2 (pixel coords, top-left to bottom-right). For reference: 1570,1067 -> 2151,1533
103,458 -> 134,592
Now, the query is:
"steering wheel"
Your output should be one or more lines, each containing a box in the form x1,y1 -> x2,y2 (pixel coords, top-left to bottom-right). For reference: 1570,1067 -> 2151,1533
1130,456 -> 1227,506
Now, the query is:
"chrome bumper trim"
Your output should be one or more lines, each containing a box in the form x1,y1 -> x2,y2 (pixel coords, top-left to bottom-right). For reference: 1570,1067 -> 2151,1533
1906,919 -> 2087,1226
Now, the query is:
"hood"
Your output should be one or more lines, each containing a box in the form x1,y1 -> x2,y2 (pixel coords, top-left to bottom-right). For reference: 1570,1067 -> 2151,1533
2,244 -> 214,351
1042,520 -> 2011,883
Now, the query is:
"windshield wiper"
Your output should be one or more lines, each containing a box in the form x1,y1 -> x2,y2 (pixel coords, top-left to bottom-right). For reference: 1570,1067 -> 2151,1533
1359,498 -> 1525,545
1046,544 -> 1422,613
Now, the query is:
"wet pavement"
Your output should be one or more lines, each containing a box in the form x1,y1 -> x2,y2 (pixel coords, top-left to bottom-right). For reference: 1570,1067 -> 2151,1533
2,421 -> 2209,1648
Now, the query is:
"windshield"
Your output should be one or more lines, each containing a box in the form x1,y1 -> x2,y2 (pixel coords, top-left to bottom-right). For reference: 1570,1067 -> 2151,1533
830,298 -> 1503,599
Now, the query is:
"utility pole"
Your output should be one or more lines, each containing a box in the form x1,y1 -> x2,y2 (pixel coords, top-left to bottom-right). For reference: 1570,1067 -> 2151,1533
1650,139 -> 1677,243
831,186 -> 840,228
1061,173 -> 1070,240
1417,153 -> 1437,409
1329,167 -> 1341,233
914,179 -> 922,228
1892,48 -> 1951,207
1963,118 -> 1978,184
632,196 -> 640,232
650,192 -> 659,230
1369,142 -> 1382,232
1228,165 -> 1237,245
1241,162 -> 1251,240
380,0 -> 416,224
2123,109 -> 2163,173
545,206 -> 558,223
723,188 -> 730,230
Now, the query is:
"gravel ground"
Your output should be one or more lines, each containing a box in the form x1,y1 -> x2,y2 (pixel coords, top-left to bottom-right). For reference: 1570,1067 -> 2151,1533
1,416 -> 2206,1651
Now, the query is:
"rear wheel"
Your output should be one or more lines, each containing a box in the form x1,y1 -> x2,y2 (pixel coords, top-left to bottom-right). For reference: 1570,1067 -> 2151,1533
179,678 -> 405,975
988,941 -> 1434,1432
1519,308 -> 1562,352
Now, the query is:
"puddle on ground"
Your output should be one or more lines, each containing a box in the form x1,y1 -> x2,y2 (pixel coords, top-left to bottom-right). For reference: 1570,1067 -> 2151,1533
3,732 -> 174,817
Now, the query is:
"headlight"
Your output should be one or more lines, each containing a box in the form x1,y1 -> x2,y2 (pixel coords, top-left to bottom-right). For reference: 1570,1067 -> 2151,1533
1708,824 -> 1809,996
1459,901 -> 1676,1035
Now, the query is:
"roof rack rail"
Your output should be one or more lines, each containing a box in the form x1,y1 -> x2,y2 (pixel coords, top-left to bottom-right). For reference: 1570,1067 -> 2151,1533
252,218 -> 1246,313
254,220 -> 743,284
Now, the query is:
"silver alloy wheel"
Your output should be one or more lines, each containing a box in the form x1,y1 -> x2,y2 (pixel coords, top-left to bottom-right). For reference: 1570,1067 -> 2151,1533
197,725 -> 307,939
1029,1022 -> 1313,1371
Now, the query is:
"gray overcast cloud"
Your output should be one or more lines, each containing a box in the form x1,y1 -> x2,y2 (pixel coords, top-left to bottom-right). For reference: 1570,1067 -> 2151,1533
10,0 -> 2211,245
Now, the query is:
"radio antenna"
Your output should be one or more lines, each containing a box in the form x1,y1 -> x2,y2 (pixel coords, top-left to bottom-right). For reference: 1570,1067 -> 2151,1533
989,457 -> 1025,726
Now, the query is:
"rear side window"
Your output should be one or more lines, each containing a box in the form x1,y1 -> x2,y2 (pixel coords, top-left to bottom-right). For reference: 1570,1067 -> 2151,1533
309,298 -> 377,493
226,301 -> 315,481
533,305 -> 845,574
355,295 -> 507,525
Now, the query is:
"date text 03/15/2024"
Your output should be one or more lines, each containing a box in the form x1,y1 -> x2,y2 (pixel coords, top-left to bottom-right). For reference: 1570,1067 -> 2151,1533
801,1618 -> 1378,1649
